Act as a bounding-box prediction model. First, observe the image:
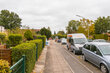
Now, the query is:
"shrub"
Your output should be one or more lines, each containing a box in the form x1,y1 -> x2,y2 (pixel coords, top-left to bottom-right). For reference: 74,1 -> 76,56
12,43 -> 36,73
34,35 -> 46,48
55,34 -> 67,39
24,30 -> 33,41
104,34 -> 108,40
94,34 -> 108,40
8,34 -> 22,47
0,60 -> 10,73
0,33 -> 6,44
29,39 -> 43,60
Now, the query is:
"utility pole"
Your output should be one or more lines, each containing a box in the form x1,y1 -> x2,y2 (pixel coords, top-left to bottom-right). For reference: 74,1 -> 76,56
76,15 -> 90,39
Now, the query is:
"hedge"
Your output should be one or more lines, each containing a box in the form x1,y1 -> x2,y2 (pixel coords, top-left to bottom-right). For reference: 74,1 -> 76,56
34,35 -> 46,48
8,34 -> 22,47
93,34 -> 108,40
12,43 -> 36,73
0,33 -> 6,44
29,39 -> 43,60
0,60 -> 10,73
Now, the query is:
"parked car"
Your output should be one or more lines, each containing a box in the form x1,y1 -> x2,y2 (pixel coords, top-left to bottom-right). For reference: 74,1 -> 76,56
67,33 -> 88,55
88,39 -> 93,42
82,42 -> 110,73
61,38 -> 67,44
93,39 -> 106,42
57,39 -> 61,43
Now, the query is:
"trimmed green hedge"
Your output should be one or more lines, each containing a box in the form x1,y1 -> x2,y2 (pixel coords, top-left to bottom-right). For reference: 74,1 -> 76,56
12,43 -> 36,73
93,34 -> 108,40
34,35 -> 46,48
8,34 -> 22,47
29,39 -> 43,60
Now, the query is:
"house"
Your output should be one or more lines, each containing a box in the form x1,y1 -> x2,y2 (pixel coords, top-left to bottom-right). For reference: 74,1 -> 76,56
0,26 -> 5,32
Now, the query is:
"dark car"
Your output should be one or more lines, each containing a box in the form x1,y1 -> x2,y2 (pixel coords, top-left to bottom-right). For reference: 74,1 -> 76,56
57,39 -> 61,43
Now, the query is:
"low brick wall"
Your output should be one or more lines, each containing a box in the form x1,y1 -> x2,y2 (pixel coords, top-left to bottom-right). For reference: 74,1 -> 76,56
0,49 -> 11,65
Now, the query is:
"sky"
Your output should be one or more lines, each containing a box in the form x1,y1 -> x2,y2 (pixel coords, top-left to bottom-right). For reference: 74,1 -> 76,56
0,0 -> 110,33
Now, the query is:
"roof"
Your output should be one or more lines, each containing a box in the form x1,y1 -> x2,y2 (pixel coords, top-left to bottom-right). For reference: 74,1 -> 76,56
86,42 -> 110,46
67,33 -> 86,38
33,29 -> 40,32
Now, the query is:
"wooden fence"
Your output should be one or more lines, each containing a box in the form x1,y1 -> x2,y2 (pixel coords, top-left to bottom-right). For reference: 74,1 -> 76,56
0,49 -> 11,65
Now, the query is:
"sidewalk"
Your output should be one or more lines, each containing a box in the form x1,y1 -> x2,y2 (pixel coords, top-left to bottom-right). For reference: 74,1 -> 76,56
44,41 -> 73,73
33,46 -> 47,73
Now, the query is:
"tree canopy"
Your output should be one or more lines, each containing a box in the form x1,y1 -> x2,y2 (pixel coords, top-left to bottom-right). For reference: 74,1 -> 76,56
95,16 -> 110,34
40,27 -> 52,39
57,31 -> 65,35
66,20 -> 81,34
0,10 -> 22,29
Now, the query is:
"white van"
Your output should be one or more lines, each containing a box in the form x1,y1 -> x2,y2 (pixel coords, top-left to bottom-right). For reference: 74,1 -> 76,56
67,33 -> 88,55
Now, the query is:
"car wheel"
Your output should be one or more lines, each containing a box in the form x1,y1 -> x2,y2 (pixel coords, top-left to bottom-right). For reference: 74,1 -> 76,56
82,55 -> 87,61
101,64 -> 108,73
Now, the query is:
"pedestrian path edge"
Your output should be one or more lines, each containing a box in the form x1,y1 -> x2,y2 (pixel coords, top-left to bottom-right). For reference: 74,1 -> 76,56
32,46 -> 48,73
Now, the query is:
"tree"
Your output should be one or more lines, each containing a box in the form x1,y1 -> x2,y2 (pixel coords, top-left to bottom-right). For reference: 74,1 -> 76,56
54,31 -> 56,35
77,25 -> 87,35
95,16 -> 110,34
89,24 -> 95,35
77,23 -> 95,38
57,31 -> 65,35
66,20 -> 81,34
24,30 -> 33,41
40,27 -> 52,39
47,27 -> 50,30
0,10 -> 22,29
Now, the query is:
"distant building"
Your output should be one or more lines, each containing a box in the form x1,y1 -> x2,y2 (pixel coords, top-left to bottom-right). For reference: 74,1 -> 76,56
0,26 -> 5,32
33,29 -> 40,32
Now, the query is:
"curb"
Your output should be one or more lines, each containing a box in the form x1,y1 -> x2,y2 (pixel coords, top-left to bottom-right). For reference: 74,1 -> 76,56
32,46 -> 48,73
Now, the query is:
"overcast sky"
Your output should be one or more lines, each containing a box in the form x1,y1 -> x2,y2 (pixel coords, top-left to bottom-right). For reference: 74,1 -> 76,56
0,0 -> 110,33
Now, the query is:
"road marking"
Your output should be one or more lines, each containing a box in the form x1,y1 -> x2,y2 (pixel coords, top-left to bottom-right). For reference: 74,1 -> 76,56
63,46 -> 94,73
63,55 -> 75,73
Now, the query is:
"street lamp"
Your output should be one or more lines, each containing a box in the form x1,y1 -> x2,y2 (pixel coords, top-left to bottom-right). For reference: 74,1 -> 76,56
76,15 -> 90,39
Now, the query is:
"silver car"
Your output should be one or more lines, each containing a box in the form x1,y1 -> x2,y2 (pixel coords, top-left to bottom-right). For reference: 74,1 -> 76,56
82,42 -> 110,73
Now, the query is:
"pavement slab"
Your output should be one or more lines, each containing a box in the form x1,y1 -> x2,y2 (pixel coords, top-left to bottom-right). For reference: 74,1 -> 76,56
44,41 -> 73,73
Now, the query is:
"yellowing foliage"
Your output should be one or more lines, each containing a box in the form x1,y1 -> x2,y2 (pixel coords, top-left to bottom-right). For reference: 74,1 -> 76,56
0,60 -> 10,73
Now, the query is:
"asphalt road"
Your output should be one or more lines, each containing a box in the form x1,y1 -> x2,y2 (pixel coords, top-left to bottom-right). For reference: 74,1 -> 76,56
55,42 -> 102,73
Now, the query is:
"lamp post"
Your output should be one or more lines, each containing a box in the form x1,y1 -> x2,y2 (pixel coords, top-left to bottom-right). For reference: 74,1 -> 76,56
76,15 -> 90,39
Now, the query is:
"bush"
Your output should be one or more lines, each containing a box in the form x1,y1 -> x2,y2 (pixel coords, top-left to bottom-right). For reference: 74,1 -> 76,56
55,34 -> 67,39
0,59 -> 10,73
12,43 -> 36,73
0,33 -> 6,44
29,39 -> 43,60
34,35 -> 46,48
24,30 -> 33,41
8,34 -> 22,47
93,34 -> 108,40
104,34 -> 108,40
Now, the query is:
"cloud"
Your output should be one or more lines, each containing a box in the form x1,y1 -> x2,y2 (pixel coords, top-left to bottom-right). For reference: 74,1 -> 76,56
0,0 -> 110,33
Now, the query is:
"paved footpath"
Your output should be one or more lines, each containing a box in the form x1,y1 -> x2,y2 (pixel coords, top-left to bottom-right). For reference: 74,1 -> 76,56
44,41 -> 73,73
